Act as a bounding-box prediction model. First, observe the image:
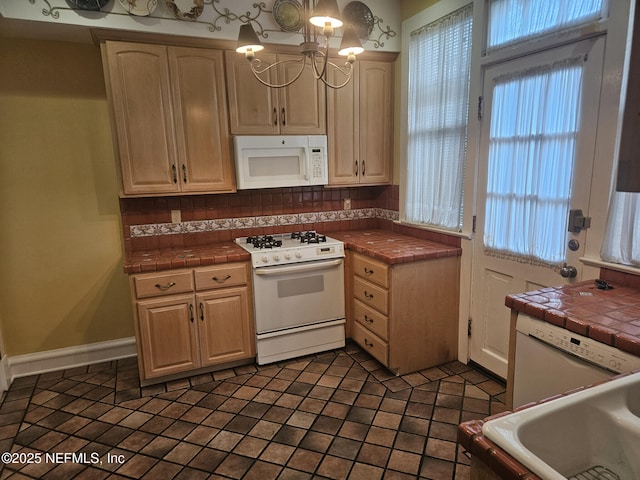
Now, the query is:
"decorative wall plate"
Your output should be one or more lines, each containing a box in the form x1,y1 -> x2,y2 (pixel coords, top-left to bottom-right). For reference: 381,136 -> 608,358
343,1 -> 374,39
165,0 -> 205,21
65,0 -> 109,11
273,0 -> 304,32
117,0 -> 158,16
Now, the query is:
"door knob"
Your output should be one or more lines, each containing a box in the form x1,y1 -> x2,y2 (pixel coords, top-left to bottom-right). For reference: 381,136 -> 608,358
560,264 -> 577,278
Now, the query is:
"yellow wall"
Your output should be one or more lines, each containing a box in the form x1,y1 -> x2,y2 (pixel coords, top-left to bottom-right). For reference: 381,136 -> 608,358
401,0 -> 441,20
0,38 -> 133,356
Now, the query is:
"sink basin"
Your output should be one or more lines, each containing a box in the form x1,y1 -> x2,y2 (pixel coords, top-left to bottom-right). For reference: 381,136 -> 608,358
482,372 -> 640,480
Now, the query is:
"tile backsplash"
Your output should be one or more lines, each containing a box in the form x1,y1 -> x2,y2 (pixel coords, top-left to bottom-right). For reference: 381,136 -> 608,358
121,185 -> 402,253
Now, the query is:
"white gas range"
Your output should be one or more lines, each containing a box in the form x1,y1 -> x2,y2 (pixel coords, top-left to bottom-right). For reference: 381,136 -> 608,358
235,231 -> 346,365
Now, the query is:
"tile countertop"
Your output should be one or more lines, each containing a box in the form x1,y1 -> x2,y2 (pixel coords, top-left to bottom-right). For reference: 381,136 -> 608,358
331,229 -> 462,264
124,230 -> 463,273
505,280 -> 640,356
124,242 -> 250,273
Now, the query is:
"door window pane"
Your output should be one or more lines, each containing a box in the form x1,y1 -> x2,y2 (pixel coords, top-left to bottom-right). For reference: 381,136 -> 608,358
483,58 -> 584,266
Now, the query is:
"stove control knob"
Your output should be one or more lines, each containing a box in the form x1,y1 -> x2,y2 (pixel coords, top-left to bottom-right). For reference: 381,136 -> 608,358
295,251 -> 303,259
273,254 -> 280,262
284,253 -> 292,260
261,255 -> 269,264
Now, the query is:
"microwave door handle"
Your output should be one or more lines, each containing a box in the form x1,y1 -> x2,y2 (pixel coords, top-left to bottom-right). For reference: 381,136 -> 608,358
302,147 -> 309,180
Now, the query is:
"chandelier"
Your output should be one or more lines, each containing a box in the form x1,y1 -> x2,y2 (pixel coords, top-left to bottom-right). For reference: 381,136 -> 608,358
235,0 -> 364,89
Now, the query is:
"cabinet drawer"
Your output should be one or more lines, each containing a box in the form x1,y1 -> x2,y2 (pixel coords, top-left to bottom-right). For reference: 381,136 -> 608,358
352,321 -> 388,366
134,271 -> 194,299
195,263 -> 248,290
353,253 -> 389,288
353,299 -> 388,341
354,277 -> 388,314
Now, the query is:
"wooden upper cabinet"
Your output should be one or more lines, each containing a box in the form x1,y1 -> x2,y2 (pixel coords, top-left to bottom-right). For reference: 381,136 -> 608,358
169,47 -> 234,193
225,51 -> 326,135
103,42 -> 179,195
327,59 -> 393,186
102,41 -> 235,196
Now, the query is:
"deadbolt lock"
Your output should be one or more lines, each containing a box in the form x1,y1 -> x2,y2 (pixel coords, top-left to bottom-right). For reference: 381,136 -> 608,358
568,209 -> 591,233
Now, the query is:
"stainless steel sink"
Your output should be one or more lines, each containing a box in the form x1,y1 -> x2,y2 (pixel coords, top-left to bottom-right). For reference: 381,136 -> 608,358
482,372 -> 640,480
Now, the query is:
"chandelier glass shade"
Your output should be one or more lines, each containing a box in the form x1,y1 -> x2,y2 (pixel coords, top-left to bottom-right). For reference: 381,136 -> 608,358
235,0 -> 364,89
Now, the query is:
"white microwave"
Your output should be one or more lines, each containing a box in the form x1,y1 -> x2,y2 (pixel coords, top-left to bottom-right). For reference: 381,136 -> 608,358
233,135 -> 328,190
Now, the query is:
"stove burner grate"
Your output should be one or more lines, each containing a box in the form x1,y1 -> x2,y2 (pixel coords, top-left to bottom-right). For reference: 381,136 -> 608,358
291,231 -> 327,244
246,235 -> 283,249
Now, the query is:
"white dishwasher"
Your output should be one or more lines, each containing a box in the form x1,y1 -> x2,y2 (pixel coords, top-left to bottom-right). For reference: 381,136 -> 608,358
513,313 -> 640,408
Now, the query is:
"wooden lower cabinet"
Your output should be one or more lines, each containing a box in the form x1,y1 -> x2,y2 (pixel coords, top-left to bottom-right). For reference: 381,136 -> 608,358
130,263 -> 255,384
197,288 -> 253,367
137,294 -> 200,379
348,252 -> 459,375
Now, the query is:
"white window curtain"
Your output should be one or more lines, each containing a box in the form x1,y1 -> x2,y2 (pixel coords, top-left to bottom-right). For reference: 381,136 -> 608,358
484,58 -> 584,267
487,0 -> 606,52
404,4 -> 473,231
601,192 -> 640,266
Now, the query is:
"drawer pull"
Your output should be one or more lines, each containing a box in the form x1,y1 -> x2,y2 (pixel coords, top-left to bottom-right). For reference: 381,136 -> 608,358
364,315 -> 374,324
212,274 -> 231,283
364,339 -> 374,348
154,282 -> 176,290
364,267 -> 374,275
364,291 -> 374,299
199,303 -> 204,321
189,304 -> 194,323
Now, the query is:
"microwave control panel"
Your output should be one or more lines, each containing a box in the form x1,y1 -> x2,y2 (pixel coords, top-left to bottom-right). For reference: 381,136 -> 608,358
311,148 -> 324,179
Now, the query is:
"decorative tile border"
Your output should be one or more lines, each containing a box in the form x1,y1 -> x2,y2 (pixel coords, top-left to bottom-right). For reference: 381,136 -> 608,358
130,208 -> 399,238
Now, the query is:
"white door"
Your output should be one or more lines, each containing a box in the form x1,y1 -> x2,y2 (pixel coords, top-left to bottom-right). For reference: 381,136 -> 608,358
470,37 -> 605,379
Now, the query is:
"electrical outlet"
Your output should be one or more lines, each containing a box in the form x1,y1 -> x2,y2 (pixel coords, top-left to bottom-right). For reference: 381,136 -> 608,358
343,198 -> 351,210
171,210 -> 181,224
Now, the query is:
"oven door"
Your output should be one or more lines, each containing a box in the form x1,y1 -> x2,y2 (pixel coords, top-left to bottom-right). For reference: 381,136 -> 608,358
253,258 -> 345,334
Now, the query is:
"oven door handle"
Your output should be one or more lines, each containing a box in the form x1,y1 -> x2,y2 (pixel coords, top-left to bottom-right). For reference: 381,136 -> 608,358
255,258 -> 343,276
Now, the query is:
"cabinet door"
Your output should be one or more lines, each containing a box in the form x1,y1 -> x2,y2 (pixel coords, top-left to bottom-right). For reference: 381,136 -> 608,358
327,60 -> 359,185
225,52 -> 279,135
103,42 -> 180,195
169,47 -> 235,192
358,60 -> 393,184
196,287 -> 255,366
137,295 -> 199,379
277,54 -> 326,135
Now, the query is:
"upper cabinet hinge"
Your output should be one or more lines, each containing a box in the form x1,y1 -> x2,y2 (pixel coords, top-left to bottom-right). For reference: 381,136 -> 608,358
477,96 -> 484,120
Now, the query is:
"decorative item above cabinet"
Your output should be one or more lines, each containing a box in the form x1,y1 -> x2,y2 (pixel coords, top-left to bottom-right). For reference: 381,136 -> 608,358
101,41 -> 235,196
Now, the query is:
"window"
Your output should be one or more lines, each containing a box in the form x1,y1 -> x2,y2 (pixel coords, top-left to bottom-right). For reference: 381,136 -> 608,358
601,193 -> 640,266
487,0 -> 607,52
403,4 -> 473,231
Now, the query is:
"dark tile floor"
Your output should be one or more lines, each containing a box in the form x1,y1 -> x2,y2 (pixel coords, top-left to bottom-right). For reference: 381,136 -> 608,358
0,342 -> 506,479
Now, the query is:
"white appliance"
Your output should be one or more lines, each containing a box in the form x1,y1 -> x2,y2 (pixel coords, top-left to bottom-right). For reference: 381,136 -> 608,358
235,231 -> 345,365
513,313 -> 640,408
233,135 -> 328,190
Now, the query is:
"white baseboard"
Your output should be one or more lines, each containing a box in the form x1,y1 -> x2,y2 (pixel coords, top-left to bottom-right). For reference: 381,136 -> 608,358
6,337 -> 137,384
